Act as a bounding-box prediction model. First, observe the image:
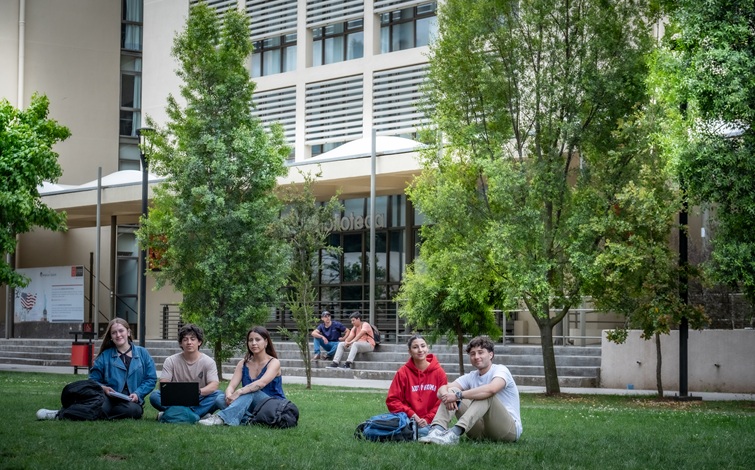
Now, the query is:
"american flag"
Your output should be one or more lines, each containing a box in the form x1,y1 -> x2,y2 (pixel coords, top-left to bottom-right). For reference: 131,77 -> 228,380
20,292 -> 37,310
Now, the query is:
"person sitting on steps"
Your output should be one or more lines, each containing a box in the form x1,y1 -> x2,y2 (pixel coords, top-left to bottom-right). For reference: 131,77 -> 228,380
327,311 -> 375,370
311,310 -> 348,360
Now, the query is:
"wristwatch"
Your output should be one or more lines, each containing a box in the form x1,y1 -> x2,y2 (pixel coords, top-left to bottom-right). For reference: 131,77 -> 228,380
455,389 -> 463,401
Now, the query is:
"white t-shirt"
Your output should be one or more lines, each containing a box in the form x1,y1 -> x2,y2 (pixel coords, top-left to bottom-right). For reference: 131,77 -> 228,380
456,363 -> 522,438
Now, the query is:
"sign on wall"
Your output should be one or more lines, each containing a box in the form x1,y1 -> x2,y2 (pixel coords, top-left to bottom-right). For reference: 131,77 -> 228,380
14,266 -> 85,323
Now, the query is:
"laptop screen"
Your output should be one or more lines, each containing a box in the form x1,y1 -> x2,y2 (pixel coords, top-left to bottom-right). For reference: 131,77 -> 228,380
160,382 -> 200,407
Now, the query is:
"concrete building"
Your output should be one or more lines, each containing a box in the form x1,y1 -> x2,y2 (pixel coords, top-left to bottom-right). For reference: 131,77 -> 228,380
1,0 -> 447,340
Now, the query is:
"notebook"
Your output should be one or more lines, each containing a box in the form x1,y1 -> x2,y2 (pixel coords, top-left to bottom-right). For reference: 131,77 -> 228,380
160,382 -> 200,407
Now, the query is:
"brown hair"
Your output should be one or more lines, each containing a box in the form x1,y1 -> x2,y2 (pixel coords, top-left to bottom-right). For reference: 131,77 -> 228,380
178,324 -> 204,347
407,334 -> 426,349
244,326 -> 278,361
98,318 -> 132,357
465,336 -> 495,356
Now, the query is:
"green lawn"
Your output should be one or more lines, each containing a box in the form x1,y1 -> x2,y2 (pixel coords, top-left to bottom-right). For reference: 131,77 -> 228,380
2,371 -> 754,469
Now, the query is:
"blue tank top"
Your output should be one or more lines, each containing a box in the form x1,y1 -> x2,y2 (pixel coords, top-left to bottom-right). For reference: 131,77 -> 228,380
242,359 -> 285,400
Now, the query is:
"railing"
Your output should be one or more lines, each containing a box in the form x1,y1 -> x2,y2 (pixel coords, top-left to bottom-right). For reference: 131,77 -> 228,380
158,301 -> 617,346
160,304 -> 184,340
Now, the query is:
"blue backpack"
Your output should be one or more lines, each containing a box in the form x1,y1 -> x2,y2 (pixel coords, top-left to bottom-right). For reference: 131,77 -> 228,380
354,412 -> 416,442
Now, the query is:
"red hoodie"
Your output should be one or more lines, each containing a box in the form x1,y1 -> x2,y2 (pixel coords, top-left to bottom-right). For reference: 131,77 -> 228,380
386,354 -> 447,422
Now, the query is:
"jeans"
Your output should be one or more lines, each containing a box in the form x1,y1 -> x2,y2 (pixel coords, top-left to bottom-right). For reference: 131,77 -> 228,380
149,389 -> 224,418
216,390 -> 270,426
314,338 -> 339,358
332,340 -> 374,363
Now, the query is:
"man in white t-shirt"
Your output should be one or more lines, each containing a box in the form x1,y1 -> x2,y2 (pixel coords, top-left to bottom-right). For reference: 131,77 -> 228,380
149,324 -> 224,419
419,335 -> 522,445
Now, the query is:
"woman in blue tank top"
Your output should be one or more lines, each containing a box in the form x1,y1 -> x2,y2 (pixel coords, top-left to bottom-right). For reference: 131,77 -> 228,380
199,326 -> 285,426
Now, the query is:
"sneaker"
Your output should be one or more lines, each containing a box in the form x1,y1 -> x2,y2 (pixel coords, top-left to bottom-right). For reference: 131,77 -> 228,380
36,408 -> 58,420
312,353 -> 322,360
427,429 -> 459,446
157,411 -> 164,421
201,413 -> 213,420
339,361 -> 352,369
198,414 -> 225,426
327,362 -> 339,368
418,426 -> 444,443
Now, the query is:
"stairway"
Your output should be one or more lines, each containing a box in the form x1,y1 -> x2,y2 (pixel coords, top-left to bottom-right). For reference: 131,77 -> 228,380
0,338 -> 601,388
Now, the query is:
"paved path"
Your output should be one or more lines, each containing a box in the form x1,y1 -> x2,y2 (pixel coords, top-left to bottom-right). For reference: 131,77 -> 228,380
2,363 -> 752,401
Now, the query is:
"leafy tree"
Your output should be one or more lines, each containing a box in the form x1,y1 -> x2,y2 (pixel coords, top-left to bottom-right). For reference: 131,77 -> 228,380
398,151 -> 502,374
275,171 -> 343,389
1,94 -> 70,287
589,99 -> 708,395
409,0 -> 663,393
662,0 -> 755,304
136,4 -> 289,373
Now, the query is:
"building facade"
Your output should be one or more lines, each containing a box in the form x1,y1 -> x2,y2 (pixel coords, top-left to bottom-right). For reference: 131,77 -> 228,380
1,0 -> 440,339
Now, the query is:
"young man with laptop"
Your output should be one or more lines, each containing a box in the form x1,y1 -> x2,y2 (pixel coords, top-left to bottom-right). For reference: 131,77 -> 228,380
149,324 -> 224,421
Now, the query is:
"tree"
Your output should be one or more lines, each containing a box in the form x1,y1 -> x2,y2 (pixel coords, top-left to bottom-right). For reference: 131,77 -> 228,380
275,170 -> 343,389
664,0 -> 755,304
411,0 -> 662,394
398,152 -> 502,374
588,51 -> 708,397
1,94 -> 70,287
136,4 -> 289,373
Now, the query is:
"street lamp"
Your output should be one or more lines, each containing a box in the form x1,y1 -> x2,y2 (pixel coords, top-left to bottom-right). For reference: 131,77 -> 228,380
136,127 -> 153,347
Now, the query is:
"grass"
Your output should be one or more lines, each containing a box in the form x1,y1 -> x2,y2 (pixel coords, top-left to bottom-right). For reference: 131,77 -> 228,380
1,372 -> 754,470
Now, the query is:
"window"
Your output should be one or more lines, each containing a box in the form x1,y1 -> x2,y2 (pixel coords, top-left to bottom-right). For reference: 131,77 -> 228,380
252,34 -> 297,77
119,55 -> 142,137
121,0 -> 143,51
380,2 -> 437,53
120,0 -> 143,169
311,142 -> 345,157
312,20 -> 364,67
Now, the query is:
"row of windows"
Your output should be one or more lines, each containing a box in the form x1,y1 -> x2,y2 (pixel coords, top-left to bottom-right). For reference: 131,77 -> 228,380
119,0 -> 144,170
251,2 -> 437,77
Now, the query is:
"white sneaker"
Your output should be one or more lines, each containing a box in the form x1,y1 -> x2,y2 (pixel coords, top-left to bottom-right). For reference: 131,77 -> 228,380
427,429 -> 460,445
157,411 -> 164,421
198,414 -> 224,426
418,426 -> 444,443
36,408 -> 58,420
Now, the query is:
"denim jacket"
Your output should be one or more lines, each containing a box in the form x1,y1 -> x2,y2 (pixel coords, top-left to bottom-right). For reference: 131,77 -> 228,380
89,343 -> 157,403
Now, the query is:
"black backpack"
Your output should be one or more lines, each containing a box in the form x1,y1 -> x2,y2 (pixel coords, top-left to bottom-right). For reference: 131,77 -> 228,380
370,325 -> 381,347
244,397 -> 299,428
58,379 -> 106,421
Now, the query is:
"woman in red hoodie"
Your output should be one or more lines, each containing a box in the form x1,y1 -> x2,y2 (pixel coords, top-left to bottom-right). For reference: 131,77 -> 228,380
386,335 -> 448,438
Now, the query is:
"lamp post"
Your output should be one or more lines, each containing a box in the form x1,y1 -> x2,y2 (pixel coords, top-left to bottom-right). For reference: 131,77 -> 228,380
136,127 -> 153,347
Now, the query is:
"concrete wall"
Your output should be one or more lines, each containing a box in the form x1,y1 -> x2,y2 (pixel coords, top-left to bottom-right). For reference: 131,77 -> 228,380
0,0 -> 121,184
601,329 -> 755,394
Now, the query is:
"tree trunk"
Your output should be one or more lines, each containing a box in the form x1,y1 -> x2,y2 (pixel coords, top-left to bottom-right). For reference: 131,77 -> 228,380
655,332 -> 663,397
304,338 -> 312,389
213,339 -> 224,381
539,319 -> 561,395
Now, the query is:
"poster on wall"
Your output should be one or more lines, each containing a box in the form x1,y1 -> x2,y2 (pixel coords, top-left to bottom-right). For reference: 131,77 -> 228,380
14,266 -> 85,323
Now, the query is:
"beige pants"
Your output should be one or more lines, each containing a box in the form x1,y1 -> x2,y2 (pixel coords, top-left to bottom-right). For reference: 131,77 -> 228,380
431,397 -> 518,442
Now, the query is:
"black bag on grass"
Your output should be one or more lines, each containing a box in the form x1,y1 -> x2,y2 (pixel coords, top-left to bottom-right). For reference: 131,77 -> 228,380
244,397 -> 299,428
58,379 -> 105,421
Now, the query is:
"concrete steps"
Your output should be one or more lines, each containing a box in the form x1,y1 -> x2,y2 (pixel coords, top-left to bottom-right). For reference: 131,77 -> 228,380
0,338 -> 601,388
